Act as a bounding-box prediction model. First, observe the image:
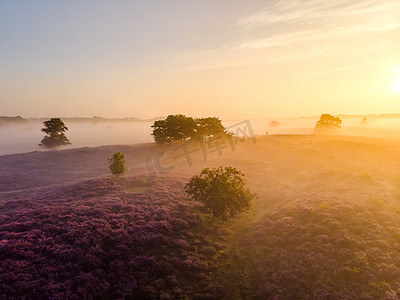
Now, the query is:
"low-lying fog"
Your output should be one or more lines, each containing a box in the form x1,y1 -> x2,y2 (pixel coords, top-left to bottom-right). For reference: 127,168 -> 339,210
1,117 -> 400,156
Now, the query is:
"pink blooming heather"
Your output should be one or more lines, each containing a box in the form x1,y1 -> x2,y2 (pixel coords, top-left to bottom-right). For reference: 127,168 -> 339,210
0,176 -> 227,299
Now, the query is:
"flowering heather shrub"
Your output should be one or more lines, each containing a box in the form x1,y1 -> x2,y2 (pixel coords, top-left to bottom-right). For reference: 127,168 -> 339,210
3,134 -> 400,298
199,246 -> 217,257
0,176 -> 228,299
239,169 -> 400,299
0,144 -> 157,192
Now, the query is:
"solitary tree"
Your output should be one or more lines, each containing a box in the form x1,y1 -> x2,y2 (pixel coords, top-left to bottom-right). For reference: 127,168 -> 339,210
361,116 -> 368,126
314,114 -> 342,135
39,118 -> 71,150
108,152 -> 126,185
151,115 -> 226,144
268,120 -> 280,128
185,166 -> 256,219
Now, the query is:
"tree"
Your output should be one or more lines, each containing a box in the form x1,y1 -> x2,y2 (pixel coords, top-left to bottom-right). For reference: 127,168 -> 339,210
361,116 -> 368,126
268,120 -> 280,128
151,114 -> 197,144
39,118 -> 71,150
314,114 -> 342,135
195,117 -> 225,140
166,114 -> 197,142
151,115 -> 226,144
151,119 -> 170,144
185,166 -> 256,218
108,152 -> 126,185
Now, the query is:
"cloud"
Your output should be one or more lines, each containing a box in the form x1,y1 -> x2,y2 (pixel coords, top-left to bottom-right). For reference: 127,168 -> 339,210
236,0 -> 400,29
234,23 -> 400,50
234,30 -> 321,49
167,0 -> 400,73
233,0 -> 400,50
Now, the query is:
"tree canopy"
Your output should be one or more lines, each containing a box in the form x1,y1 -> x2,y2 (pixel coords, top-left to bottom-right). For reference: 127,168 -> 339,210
39,118 -> 71,150
195,117 -> 226,140
268,120 -> 280,128
314,114 -> 342,135
108,152 -> 126,185
151,114 -> 226,144
361,116 -> 368,125
185,166 -> 256,218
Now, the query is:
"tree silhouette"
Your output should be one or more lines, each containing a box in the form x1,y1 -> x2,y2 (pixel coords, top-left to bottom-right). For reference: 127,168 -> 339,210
39,118 -> 71,150
108,152 -> 126,185
185,166 -> 256,218
151,115 -> 226,144
151,114 -> 196,144
195,117 -> 225,140
314,114 -> 342,135
361,116 -> 368,126
268,120 -> 280,128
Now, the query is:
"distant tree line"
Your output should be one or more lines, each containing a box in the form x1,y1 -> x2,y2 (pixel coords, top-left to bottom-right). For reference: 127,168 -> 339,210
151,114 -> 226,144
0,116 -> 27,126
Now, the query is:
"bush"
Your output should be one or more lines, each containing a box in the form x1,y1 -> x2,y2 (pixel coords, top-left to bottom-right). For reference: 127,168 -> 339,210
108,152 -> 126,185
199,246 -> 217,257
185,167 -> 256,218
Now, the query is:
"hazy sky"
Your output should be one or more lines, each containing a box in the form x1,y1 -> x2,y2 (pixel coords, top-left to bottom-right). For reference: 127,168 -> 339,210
1,0 -> 400,119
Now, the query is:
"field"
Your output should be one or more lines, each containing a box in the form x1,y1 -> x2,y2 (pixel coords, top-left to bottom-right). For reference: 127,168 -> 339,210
1,134 -> 400,299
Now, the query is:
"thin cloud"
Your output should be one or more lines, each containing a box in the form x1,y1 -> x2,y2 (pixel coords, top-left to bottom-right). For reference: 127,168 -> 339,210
170,0 -> 400,72
234,23 -> 400,50
237,0 -> 399,28
234,30 -> 321,49
234,0 -> 400,50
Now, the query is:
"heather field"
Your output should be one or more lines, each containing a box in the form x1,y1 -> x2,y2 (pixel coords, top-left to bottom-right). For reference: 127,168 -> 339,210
1,135 -> 400,299
0,175 -> 239,299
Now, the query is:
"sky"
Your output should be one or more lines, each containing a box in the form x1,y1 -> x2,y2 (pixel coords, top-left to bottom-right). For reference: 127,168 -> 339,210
0,0 -> 400,119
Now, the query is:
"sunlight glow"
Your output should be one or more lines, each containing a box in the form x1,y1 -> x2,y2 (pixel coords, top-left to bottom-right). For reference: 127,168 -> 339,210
394,77 -> 400,92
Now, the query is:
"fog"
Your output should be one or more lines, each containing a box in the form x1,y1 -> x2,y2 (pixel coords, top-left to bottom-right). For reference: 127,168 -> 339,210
2,121 -> 400,298
0,120 -> 154,156
1,117 -> 400,156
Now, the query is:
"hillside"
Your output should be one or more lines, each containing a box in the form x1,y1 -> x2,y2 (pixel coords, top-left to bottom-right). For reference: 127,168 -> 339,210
0,175 -> 243,299
1,135 -> 400,299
